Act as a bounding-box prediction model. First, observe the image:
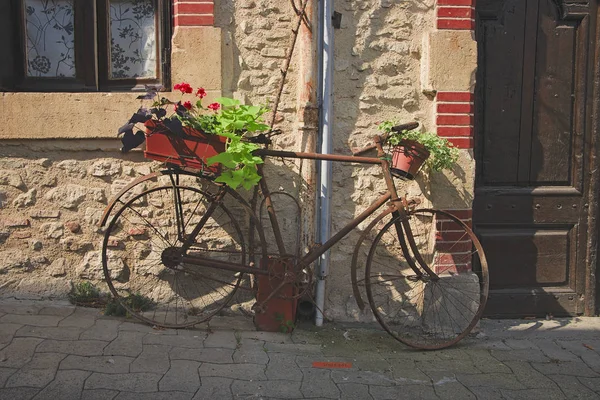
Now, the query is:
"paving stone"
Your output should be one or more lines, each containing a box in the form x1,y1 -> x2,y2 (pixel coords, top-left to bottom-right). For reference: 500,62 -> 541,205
503,360 -> 560,389
21,352 -> 66,371
144,333 -> 205,349
300,369 -> 339,399
130,344 -> 170,374
491,348 -> 551,363
468,386 -> 505,399
388,366 -> 432,385
295,355 -> 353,369
0,387 -> 40,400
434,348 -> 472,361
503,339 -> 540,350
456,372 -> 527,390
170,347 -> 234,363
60,355 -> 133,374
331,369 -> 398,386
32,370 -> 91,400
242,330 -> 295,344
203,331 -> 237,349
499,388 -> 566,399
426,372 -> 475,399
39,305 -> 75,317
85,372 -> 161,392
37,339 -> 107,356
264,342 -> 323,354
415,359 -> 482,374
0,314 -> 63,327
0,367 -> 17,387
557,341 -> 600,372
198,363 -> 267,381
192,377 -> 233,400
466,340 -> 512,350
338,382 -> 374,400
466,350 -> 512,374
578,376 -> 600,393
548,374 -> 598,399
159,360 -> 200,392
103,331 -> 145,357
369,384 -> 439,399
175,329 -> 207,340
536,339 -> 581,362
119,322 -> 177,335
0,323 -> 22,344
266,353 -> 303,381
556,340 -> 597,358
5,368 -> 56,388
232,339 -> 269,364
58,307 -> 100,329
531,361 -> 599,378
207,316 -> 255,331
0,338 -> 43,368
81,389 -> 119,400
115,391 -> 193,400
80,319 -> 121,341
231,379 -> 303,398
0,300 -> 44,315
15,325 -> 83,340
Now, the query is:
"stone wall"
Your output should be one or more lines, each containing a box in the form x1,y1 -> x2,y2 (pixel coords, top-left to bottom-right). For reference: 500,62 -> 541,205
0,140 -> 143,297
0,0 -> 478,322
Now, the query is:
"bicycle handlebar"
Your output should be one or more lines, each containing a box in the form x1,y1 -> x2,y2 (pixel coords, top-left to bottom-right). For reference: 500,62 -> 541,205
351,121 -> 420,156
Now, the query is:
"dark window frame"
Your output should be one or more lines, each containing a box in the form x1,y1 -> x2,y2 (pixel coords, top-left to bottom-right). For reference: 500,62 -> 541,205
3,0 -> 170,92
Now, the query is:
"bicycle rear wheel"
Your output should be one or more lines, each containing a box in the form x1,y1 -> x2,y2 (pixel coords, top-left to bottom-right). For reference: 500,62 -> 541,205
102,183 -> 254,328
365,209 -> 488,350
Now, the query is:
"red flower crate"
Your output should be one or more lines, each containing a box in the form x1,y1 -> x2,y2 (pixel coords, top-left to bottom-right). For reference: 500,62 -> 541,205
143,120 -> 227,174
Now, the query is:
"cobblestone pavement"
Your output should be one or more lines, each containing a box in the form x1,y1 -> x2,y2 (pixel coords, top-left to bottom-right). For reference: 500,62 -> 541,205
1,299 -> 600,399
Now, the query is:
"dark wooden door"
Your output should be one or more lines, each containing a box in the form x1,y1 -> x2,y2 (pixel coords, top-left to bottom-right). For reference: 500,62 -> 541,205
474,0 -> 597,317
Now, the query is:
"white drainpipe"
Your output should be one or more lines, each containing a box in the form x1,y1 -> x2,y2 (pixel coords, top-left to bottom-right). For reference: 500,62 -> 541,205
315,0 -> 334,327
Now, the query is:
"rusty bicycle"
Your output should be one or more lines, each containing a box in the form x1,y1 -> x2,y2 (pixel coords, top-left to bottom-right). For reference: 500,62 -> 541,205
100,121 -> 489,350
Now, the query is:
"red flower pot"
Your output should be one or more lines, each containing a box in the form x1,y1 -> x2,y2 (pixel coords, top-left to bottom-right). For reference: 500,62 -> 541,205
390,140 -> 430,180
143,120 -> 227,175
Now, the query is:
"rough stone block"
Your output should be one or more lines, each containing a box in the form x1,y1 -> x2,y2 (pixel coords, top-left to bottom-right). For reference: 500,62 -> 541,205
422,30 -> 476,92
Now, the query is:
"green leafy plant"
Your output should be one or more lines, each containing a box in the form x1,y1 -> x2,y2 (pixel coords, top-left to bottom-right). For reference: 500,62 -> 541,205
274,312 -> 295,333
378,121 -> 460,172
68,281 -> 106,307
104,293 -> 155,317
120,82 -> 270,190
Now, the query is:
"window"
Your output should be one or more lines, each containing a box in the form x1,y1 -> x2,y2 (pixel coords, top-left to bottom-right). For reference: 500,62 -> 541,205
0,0 -> 171,91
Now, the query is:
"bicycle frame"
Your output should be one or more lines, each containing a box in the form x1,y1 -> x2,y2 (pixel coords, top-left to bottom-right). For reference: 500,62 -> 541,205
179,136 -> 438,288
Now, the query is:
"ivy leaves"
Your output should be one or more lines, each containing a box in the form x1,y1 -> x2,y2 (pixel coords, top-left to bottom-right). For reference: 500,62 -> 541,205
206,98 -> 270,190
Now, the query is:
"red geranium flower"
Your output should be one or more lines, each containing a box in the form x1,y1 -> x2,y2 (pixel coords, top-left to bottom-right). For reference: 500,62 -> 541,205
208,102 -> 220,111
196,87 -> 207,99
183,101 -> 192,110
174,82 -> 193,94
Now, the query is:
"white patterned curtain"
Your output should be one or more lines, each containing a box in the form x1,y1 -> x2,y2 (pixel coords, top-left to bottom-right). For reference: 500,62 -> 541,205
109,0 -> 157,79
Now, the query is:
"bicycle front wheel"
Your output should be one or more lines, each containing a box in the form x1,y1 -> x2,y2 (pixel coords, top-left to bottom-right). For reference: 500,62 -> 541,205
365,209 -> 488,350
102,184 -> 250,328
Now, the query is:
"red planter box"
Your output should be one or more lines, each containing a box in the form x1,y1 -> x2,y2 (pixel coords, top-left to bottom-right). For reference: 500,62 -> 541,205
143,120 -> 227,174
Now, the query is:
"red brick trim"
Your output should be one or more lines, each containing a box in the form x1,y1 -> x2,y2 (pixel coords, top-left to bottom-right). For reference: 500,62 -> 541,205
435,209 -> 473,273
173,0 -> 214,27
436,0 -> 474,31
436,91 -> 474,149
